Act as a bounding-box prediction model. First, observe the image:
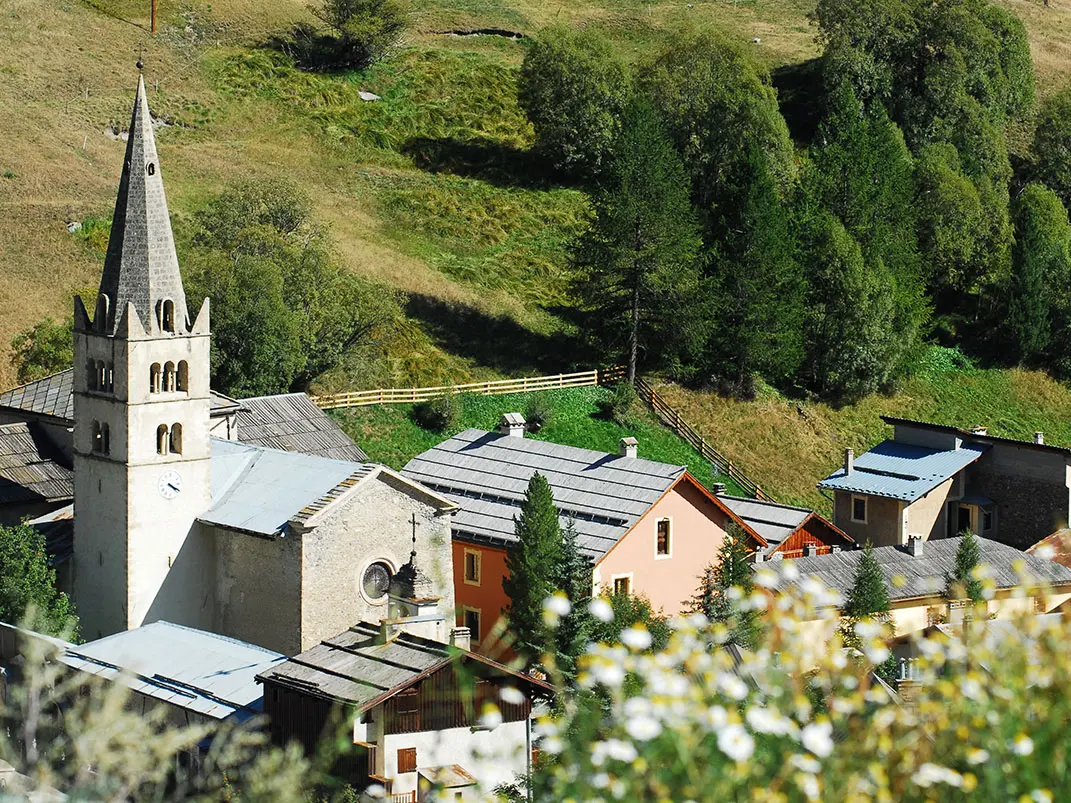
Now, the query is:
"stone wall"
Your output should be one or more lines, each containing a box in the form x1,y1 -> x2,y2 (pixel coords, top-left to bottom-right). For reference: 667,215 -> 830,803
972,471 -> 1070,549
834,492 -> 901,546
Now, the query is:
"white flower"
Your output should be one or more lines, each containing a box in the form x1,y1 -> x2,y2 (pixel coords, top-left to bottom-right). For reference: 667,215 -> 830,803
791,754 -> 822,774
1011,734 -> 1034,756
499,686 -> 525,705
853,619 -> 883,640
800,721 -> 834,758
1036,544 -> 1056,561
706,705 -> 729,730
746,706 -> 796,736
966,748 -> 989,765
605,739 -> 638,763
540,736 -> 563,754
959,678 -> 983,701
591,772 -> 610,789
912,763 -> 962,788
781,562 -> 800,581
755,568 -> 778,588
590,660 -> 626,688
864,643 -> 890,664
621,626 -> 652,651
543,593 -> 571,626
479,703 -> 503,730
1031,790 -> 1053,803
718,672 -> 749,701
797,772 -> 820,801
366,784 -> 385,799
717,724 -> 755,762
589,597 -> 614,623
625,714 -> 662,741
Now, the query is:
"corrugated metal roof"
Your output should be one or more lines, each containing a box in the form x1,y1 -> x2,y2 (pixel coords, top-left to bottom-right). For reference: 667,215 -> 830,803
0,422 -> 73,505
401,429 -> 685,559
199,439 -> 375,536
0,369 -> 239,424
764,536 -> 1071,601
27,504 -> 74,565
235,393 -> 368,462
60,621 -> 285,720
719,495 -> 809,548
818,440 -> 988,502
883,416 -> 1071,456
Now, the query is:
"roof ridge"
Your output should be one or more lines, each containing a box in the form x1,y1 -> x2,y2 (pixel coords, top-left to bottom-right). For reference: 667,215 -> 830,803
453,428 -> 688,472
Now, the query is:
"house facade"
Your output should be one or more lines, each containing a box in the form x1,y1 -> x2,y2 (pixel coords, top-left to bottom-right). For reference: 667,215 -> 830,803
404,417 -> 851,652
258,621 -> 550,800
819,417 -> 1071,550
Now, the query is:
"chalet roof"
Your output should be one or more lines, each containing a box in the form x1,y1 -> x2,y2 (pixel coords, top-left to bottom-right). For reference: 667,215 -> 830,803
257,621 -> 550,711
401,429 -> 686,559
0,422 -> 72,506
0,369 -> 239,424
764,536 -> 1071,602
61,621 -> 284,721
716,495 -> 849,555
235,393 -> 367,462
817,440 -> 988,502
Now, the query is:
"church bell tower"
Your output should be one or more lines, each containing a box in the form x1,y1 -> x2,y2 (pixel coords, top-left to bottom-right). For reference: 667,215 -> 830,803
72,71 -> 213,639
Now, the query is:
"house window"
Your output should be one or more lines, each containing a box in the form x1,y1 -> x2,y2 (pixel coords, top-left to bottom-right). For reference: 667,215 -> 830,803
613,575 -> 631,596
464,548 -> 481,586
851,495 -> 868,523
463,607 -> 481,641
397,747 -> 417,774
983,508 -> 994,532
656,518 -> 671,557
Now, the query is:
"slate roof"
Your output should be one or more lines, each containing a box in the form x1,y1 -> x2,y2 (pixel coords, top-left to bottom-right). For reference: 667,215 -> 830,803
818,440 -> 988,503
0,423 -> 73,505
0,369 -> 239,424
401,429 -> 687,560
27,504 -> 74,566
61,621 -> 284,721
258,621 -> 550,710
764,536 -> 1071,602
235,393 -> 367,461
719,495 -> 816,554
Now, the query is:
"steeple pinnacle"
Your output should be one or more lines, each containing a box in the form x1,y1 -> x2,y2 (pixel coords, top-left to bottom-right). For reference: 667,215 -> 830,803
95,73 -> 189,335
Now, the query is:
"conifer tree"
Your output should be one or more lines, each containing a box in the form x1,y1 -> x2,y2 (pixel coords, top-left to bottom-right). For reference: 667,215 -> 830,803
503,473 -> 563,663
571,97 -> 702,381
554,519 -> 593,680
688,524 -> 759,648
842,542 -> 891,620
946,530 -> 985,603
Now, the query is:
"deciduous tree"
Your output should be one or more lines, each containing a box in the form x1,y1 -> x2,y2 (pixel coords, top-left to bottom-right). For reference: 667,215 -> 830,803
10,317 -> 73,385
0,524 -> 76,638
1034,85 -> 1071,210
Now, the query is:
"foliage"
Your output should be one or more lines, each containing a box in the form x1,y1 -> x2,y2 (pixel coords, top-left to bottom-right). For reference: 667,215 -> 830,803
946,530 -> 985,603
686,524 -> 759,649
503,472 -> 563,663
524,393 -> 553,433
1005,183 -> 1071,364
411,393 -> 459,432
517,25 -> 631,180
1034,84 -> 1071,209
306,0 -> 407,69
0,525 -> 76,639
842,542 -> 891,620
185,179 -> 401,396
571,97 -> 702,380
595,381 -> 640,428
553,520 -> 593,681
10,316 -> 73,385
588,592 -> 671,652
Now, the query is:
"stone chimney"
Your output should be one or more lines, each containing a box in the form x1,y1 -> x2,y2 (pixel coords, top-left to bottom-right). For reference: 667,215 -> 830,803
619,437 -> 638,458
377,619 -> 398,645
907,535 -> 924,557
845,448 -> 854,475
971,425 -> 988,436
499,413 -> 526,438
803,544 -> 817,557
831,545 -> 842,554
449,626 -> 471,651
711,482 -> 728,496
1035,431 -> 1045,445
751,551 -> 765,564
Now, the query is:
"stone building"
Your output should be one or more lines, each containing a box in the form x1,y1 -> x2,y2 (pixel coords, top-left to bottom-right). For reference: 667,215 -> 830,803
14,73 -> 459,653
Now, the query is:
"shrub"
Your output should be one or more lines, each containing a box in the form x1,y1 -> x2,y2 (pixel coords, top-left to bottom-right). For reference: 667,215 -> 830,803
306,0 -> 407,69
10,316 -> 73,385
412,393 -> 458,432
524,394 -> 554,433
595,382 -> 639,427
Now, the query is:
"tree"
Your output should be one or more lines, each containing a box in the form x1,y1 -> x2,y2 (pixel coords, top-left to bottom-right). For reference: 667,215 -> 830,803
554,520 -> 593,681
946,530 -> 984,603
686,524 -> 759,648
11,316 -> 73,385
570,98 -> 702,381
517,26 -> 631,181
589,592 -> 671,652
1034,84 -> 1071,210
502,473 -> 562,663
0,524 -> 76,638
1005,184 -> 1071,363
842,543 -> 891,620
308,0 -> 407,69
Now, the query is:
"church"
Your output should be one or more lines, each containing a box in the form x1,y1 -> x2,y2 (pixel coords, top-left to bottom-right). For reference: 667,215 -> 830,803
1,73 -> 460,655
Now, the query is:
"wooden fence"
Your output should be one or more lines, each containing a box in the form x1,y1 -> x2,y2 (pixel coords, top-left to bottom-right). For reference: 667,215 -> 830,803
634,377 -> 770,500
312,367 -> 625,409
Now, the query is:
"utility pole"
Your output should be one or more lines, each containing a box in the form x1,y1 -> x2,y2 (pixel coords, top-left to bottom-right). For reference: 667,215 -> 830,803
151,0 -> 157,34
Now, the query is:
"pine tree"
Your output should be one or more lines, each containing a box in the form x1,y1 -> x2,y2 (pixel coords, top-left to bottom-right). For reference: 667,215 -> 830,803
688,524 -> 759,648
842,542 -> 891,620
554,519 -> 593,680
685,563 -> 718,620
946,530 -> 985,603
571,97 -> 702,381
502,473 -> 563,663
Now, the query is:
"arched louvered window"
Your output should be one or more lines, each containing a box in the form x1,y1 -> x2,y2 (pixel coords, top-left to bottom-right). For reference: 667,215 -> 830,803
164,362 -> 176,393
157,424 -> 169,455
87,360 -> 97,391
100,423 -> 110,455
176,361 -> 189,393
169,423 -> 182,455
162,299 -> 175,333
150,363 -> 162,393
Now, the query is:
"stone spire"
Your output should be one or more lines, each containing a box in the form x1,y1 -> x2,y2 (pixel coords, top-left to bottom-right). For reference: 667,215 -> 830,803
96,73 -> 189,335
391,529 -> 437,602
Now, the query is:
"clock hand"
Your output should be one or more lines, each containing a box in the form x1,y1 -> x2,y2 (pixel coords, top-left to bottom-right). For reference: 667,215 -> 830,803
167,483 -> 179,491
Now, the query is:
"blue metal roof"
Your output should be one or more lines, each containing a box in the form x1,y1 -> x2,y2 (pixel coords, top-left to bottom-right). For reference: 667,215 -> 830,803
61,621 -> 285,720
818,440 -> 988,502
201,438 -> 371,536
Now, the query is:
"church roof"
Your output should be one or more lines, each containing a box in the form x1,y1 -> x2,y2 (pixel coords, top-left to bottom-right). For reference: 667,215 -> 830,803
95,74 -> 189,335
234,393 -> 368,461
0,422 -> 73,506
0,369 -> 238,425
27,505 -> 75,565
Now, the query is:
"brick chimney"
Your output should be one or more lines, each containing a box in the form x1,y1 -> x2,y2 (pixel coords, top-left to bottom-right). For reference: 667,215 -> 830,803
619,437 -> 638,458
499,413 -> 526,438
1035,431 -> 1045,445
449,626 -> 471,651
907,535 -> 924,557
845,448 -> 854,475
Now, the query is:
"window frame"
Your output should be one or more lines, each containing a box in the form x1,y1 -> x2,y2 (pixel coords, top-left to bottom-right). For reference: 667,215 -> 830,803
611,573 -> 633,596
462,606 -> 481,642
851,495 -> 868,524
397,746 -> 417,774
655,517 -> 672,559
463,547 -> 482,586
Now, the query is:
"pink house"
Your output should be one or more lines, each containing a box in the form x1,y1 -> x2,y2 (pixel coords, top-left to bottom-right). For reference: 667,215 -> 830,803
403,416 -> 851,652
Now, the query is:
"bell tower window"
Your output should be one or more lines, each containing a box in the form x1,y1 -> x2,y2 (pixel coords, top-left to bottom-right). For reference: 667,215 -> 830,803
92,422 -> 110,455
160,299 -> 176,333
177,361 -> 189,393
94,293 -> 110,332
87,360 -> 97,391
157,424 -> 169,455
164,362 -> 176,392
169,423 -> 183,455
150,363 -> 161,393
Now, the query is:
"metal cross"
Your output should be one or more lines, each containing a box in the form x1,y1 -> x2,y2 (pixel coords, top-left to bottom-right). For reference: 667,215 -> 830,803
136,42 -> 146,72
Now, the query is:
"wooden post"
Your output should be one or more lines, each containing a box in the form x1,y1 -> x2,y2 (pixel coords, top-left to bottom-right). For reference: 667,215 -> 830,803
151,0 -> 157,34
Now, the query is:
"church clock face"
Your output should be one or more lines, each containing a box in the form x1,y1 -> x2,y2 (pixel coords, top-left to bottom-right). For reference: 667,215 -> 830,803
158,470 -> 182,500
